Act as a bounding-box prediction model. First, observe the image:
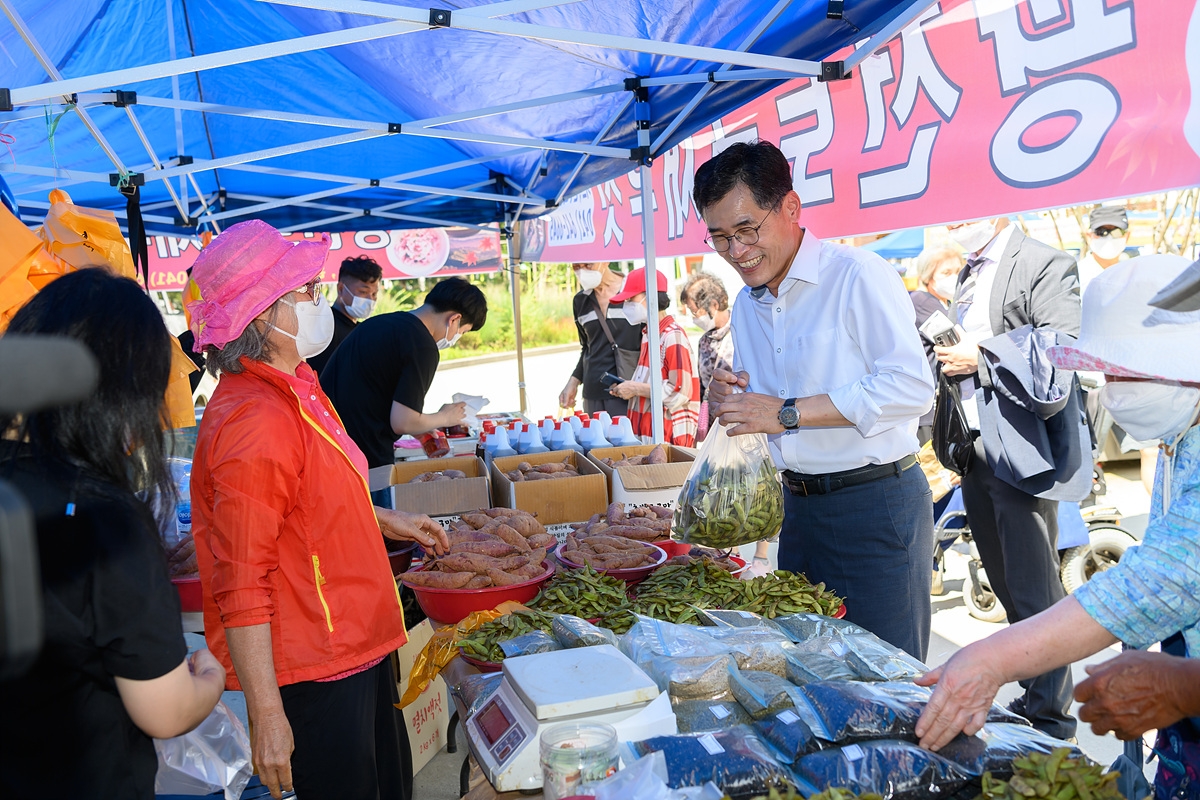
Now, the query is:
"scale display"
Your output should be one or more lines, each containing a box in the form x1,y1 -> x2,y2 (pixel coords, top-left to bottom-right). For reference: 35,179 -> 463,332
475,696 -> 526,766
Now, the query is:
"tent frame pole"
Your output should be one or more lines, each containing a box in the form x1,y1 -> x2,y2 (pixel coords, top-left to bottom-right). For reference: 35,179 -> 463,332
506,221 -> 529,415
631,89 -> 665,444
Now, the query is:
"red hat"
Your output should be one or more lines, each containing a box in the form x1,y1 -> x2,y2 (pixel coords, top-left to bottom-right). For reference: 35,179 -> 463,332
611,267 -> 669,303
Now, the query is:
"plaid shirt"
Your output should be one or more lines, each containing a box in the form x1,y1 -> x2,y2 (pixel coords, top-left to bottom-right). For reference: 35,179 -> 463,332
628,315 -> 701,447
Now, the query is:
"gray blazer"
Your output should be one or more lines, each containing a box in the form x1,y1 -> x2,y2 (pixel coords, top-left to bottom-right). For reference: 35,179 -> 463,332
979,226 -> 1082,338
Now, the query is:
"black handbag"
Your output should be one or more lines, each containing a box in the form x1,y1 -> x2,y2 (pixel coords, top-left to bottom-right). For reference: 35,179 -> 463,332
932,369 -> 975,476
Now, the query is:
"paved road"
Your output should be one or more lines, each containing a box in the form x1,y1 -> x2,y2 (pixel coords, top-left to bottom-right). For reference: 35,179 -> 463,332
426,349 -> 583,423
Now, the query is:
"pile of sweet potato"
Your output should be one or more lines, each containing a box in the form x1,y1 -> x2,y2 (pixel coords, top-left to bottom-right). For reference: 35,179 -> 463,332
560,533 -> 661,570
505,457 -> 580,482
408,469 -> 468,483
599,444 -> 667,468
569,501 -> 673,542
400,507 -> 558,590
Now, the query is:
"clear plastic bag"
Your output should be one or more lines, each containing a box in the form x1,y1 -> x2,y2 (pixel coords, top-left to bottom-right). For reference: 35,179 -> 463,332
795,681 -> 934,744
452,672 -> 504,719
704,628 -> 790,676
698,609 -> 782,632
499,629 -> 561,658
728,665 -> 796,719
935,723 -> 1084,778
839,633 -> 928,682
771,613 -> 868,642
780,642 -> 860,684
673,420 -> 784,549
673,699 -> 754,734
651,653 -> 738,702
753,706 -> 822,763
794,740 -> 969,800
592,751 -> 726,800
620,615 -> 731,668
154,701 -> 252,800
552,614 -> 619,649
627,727 -> 794,799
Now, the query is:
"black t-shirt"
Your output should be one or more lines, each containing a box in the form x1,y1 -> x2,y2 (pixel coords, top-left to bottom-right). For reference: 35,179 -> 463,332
321,310 -> 440,468
570,291 -> 644,400
306,306 -> 358,376
0,442 -> 187,800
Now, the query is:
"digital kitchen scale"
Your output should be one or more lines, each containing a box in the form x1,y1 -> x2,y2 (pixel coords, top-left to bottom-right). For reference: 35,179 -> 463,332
464,645 -> 676,793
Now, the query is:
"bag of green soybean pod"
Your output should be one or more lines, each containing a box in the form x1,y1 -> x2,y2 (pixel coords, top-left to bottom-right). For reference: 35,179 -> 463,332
673,420 -> 784,549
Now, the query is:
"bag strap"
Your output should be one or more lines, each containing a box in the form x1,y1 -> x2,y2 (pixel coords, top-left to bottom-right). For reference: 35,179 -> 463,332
591,293 -> 621,352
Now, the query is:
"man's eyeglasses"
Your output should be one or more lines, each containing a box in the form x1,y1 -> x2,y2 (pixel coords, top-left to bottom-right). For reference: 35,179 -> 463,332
294,279 -> 321,305
704,207 -> 775,253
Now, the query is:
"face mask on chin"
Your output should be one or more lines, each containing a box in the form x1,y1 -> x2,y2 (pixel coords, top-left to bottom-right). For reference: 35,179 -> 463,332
948,220 -> 997,254
1090,235 -> 1127,261
576,269 -> 603,291
1099,380 -> 1200,443
436,318 -> 463,350
274,293 -> 335,359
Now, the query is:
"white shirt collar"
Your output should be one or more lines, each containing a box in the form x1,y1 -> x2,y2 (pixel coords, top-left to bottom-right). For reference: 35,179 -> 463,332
974,221 -> 1016,264
754,227 -> 819,301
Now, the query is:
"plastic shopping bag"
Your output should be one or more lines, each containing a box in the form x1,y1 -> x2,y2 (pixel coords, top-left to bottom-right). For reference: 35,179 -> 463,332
672,420 -> 784,549
154,701 -> 252,800
398,602 -> 523,707
37,188 -> 136,277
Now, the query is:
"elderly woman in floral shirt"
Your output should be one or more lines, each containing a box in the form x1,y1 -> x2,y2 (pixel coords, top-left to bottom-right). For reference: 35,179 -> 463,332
681,272 -> 734,438
914,255 -> 1200,800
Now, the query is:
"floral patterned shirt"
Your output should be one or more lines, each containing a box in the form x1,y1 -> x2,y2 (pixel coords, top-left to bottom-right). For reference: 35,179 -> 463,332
697,323 -> 735,404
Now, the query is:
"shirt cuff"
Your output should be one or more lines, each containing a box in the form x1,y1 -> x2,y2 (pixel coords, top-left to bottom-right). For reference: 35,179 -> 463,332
827,380 -> 883,437
213,587 -> 274,629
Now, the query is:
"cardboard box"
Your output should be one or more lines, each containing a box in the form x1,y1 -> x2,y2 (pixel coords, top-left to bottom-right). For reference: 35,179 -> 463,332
394,619 -> 451,775
491,450 -> 608,536
389,457 -> 491,529
587,444 -> 696,510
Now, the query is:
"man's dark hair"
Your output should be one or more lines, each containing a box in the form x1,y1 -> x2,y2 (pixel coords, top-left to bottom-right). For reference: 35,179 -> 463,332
1,270 -> 176,528
693,140 -> 794,218
426,277 -> 487,332
339,255 -> 383,283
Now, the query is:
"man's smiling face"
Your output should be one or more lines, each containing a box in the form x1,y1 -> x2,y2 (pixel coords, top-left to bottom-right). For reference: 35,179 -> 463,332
702,182 -> 802,293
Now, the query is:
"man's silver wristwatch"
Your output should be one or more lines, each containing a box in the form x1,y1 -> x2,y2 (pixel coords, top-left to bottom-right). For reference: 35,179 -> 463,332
778,397 -> 800,429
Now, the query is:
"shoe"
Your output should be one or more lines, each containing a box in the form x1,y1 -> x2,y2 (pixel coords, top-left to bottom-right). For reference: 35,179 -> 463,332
931,568 -> 946,596
1006,696 -> 1030,721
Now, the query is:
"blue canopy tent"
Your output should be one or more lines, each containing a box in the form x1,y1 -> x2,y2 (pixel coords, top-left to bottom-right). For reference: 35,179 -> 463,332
0,0 -> 933,438
862,228 -> 924,260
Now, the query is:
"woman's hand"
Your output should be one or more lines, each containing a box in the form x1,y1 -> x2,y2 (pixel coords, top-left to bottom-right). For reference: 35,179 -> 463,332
377,507 -> 450,555
250,707 -> 295,800
914,642 -> 1007,750
1076,651 -> 1199,740
609,381 -> 648,400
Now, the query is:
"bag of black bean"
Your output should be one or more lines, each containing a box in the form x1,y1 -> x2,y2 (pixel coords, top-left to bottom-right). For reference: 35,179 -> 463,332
627,727 -> 794,799
794,740 -> 969,800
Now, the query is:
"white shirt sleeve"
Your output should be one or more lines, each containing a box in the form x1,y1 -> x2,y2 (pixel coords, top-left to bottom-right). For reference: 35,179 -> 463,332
826,261 -> 935,438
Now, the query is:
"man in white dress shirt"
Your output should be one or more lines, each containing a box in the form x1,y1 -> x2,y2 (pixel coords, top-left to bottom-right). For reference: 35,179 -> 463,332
935,215 -> 1080,740
699,141 -> 936,660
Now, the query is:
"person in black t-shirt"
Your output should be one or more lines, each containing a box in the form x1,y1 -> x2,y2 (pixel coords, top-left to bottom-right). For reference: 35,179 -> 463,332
321,276 -> 488,481
307,255 -> 384,376
559,262 -> 643,416
0,270 -> 226,800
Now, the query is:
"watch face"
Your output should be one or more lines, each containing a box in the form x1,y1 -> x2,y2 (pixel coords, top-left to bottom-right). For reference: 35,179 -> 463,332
779,405 -> 800,429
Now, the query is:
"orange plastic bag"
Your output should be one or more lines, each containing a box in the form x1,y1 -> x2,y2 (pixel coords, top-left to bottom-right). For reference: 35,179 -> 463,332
397,601 -> 529,708
166,335 -> 199,429
0,202 -> 42,332
37,189 -> 135,278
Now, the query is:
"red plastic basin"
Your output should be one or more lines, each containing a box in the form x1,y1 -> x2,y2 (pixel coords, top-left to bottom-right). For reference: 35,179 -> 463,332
386,541 -> 419,576
172,576 -> 202,613
555,542 -> 667,585
399,560 -> 555,625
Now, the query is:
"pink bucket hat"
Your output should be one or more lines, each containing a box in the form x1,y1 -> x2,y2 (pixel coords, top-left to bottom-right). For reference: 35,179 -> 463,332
1047,254 -> 1200,382
187,220 -> 330,350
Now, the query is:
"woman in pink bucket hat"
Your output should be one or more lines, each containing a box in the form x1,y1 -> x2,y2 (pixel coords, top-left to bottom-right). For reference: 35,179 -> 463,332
914,254 -> 1200,799
186,220 -> 449,800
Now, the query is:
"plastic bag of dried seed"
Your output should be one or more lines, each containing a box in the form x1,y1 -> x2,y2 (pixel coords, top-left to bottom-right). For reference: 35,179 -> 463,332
935,723 -> 1085,778
728,665 -> 797,719
793,740 -> 969,800
753,706 -> 822,763
626,727 -> 793,799
672,698 -> 755,734
794,680 -> 934,744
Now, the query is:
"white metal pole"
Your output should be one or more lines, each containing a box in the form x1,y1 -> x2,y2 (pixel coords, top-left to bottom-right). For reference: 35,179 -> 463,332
633,89 -> 665,444
507,222 -> 529,415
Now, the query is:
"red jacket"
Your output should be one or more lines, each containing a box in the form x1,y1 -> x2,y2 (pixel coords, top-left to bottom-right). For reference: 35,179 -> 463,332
193,358 -> 406,690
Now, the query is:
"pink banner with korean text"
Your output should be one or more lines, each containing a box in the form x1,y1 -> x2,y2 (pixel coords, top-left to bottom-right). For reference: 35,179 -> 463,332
520,0 -> 1200,262
146,226 -> 502,291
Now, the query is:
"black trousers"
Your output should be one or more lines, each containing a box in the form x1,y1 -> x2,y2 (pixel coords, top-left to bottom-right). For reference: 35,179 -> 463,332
960,436 -> 1077,740
777,462 -> 934,662
584,394 -> 630,417
279,658 -> 412,800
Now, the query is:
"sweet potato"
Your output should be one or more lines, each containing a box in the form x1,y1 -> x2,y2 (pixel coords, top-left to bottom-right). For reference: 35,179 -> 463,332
527,533 -> 557,550
525,548 -> 548,567
507,470 -> 525,482
601,524 -> 662,541
486,568 -> 527,587
533,460 -> 571,474
461,512 -> 493,530
516,461 -> 533,472
402,570 -> 475,588
513,562 -> 545,580
463,575 -> 493,589
491,523 -> 531,552
436,553 -> 529,575
645,444 -> 668,465
505,514 -> 545,539
449,540 -> 519,558
442,469 -> 467,479
447,529 -> 501,544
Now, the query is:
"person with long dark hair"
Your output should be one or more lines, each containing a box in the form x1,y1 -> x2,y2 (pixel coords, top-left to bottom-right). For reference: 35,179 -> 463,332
0,269 -> 226,799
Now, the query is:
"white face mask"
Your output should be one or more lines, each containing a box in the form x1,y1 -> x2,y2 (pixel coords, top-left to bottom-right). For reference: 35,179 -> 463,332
932,275 -> 959,301
436,318 -> 463,350
341,287 -> 376,320
693,313 -> 715,332
623,300 -> 648,326
1090,235 -> 1127,261
276,293 -> 335,359
1099,381 -> 1200,443
575,269 -> 603,292
948,220 -> 997,254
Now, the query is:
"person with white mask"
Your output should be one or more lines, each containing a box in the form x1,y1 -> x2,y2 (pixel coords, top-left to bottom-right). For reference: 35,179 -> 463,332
915,254 -> 1200,798
1077,205 -> 1130,294
910,247 -> 965,445
680,271 -> 734,432
934,214 -> 1082,740
559,262 -> 644,416
307,255 -> 383,376
187,220 -> 450,800
321,276 -> 487,503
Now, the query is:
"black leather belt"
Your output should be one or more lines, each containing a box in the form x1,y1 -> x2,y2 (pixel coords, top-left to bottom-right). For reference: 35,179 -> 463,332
782,454 -> 918,497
